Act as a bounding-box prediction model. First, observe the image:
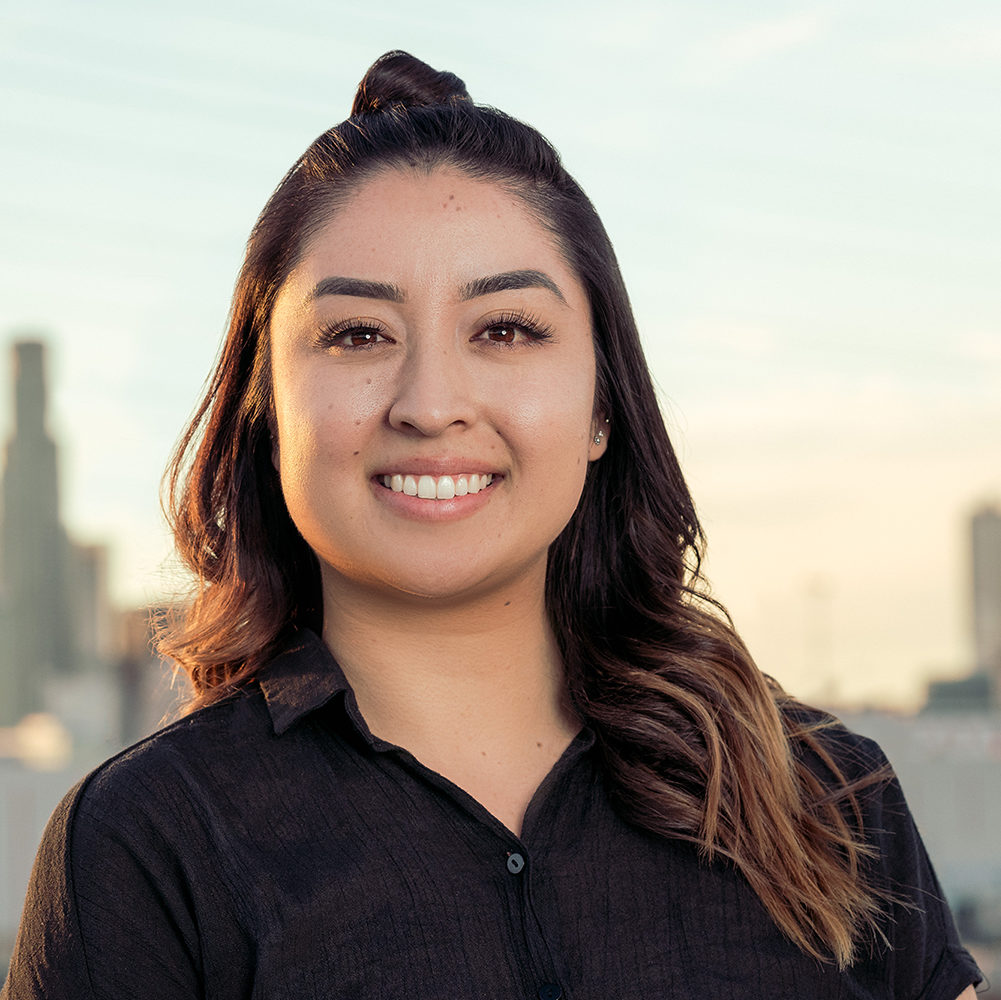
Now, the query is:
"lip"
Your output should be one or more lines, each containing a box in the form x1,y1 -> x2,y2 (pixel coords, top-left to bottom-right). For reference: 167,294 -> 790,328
371,457 -> 502,478
369,471 -> 500,522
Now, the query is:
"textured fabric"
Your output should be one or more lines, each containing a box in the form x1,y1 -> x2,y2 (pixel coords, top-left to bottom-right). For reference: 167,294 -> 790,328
3,629 -> 983,1000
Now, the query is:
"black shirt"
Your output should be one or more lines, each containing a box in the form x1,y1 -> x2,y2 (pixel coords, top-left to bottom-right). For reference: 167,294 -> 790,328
3,629 -> 982,999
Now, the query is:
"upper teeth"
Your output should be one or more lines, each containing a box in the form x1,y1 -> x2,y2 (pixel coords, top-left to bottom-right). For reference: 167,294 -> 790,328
381,473 -> 494,499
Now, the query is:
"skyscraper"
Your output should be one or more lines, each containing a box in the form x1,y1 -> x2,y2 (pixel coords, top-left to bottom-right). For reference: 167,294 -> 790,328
971,504 -> 1001,705
0,340 -> 72,725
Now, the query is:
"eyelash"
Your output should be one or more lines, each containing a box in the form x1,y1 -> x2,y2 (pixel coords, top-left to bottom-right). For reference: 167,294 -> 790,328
315,311 -> 554,350
475,310 -> 553,347
315,319 -> 388,350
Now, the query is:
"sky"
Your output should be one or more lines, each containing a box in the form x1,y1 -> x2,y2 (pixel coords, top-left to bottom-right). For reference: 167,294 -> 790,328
1,0 -> 999,709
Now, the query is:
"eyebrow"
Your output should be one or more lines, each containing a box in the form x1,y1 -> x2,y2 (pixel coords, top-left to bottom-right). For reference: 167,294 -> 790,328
309,276 -> 405,303
459,269 -> 566,303
307,268 -> 567,306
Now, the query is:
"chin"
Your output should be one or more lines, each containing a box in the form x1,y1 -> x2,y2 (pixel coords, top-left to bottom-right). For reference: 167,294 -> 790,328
321,552 -> 546,609
383,571 -> 508,605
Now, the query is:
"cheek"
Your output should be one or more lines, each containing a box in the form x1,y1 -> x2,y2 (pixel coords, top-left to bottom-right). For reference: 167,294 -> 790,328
503,358 -> 596,441
271,381 -> 332,510
272,367 -> 388,468
500,369 -> 597,493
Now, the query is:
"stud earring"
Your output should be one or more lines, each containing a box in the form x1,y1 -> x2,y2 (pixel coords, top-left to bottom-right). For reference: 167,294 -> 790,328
592,414 -> 608,446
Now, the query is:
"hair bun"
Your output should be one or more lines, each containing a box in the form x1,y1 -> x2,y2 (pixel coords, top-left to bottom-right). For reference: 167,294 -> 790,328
351,50 -> 470,116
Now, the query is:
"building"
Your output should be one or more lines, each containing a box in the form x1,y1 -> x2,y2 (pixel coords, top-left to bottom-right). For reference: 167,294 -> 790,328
924,503 -> 1001,713
0,341 -> 72,724
0,339 -> 119,727
972,504 -> 1001,703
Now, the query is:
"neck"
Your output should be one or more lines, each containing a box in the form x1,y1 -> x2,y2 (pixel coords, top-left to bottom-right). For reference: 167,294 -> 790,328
320,569 -> 579,789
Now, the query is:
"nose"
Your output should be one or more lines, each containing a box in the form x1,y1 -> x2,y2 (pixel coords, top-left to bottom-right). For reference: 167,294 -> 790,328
387,339 -> 477,436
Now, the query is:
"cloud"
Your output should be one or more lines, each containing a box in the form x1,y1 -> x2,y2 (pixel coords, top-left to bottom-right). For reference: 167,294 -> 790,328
679,9 -> 831,87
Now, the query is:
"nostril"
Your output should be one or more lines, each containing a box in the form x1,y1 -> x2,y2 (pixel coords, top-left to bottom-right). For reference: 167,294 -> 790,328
387,365 -> 477,436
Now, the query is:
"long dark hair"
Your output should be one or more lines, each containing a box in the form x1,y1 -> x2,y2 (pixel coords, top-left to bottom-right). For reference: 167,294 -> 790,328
161,50 -> 885,967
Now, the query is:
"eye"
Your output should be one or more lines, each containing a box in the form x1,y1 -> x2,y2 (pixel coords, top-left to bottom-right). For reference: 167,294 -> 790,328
340,329 -> 387,348
474,312 -> 553,346
482,323 -> 522,344
317,321 -> 391,350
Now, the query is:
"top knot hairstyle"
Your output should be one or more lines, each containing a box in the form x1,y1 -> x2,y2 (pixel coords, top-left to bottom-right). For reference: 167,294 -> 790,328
162,51 -> 890,968
350,49 -> 470,114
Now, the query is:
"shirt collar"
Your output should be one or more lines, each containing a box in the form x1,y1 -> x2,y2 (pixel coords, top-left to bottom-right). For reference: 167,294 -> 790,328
257,627 -> 598,760
258,628 -> 353,736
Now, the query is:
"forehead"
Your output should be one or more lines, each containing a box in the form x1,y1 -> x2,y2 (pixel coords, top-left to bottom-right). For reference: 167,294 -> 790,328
290,167 -> 581,297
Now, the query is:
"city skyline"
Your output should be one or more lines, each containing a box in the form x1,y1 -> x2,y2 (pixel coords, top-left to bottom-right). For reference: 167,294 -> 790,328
1,0 -> 999,708
0,340 -> 117,726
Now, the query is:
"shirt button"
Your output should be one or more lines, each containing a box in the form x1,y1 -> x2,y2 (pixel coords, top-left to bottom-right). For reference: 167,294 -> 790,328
506,852 -> 525,874
538,985 -> 562,1000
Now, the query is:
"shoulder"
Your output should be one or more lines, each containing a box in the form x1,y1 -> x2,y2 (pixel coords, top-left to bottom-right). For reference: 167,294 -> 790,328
779,699 -> 891,788
779,702 -> 917,867
778,705 -> 936,882
50,688 -> 279,868
85,689 -> 269,795
2,700 -> 267,999
778,703 -> 983,994
5,692 -> 282,996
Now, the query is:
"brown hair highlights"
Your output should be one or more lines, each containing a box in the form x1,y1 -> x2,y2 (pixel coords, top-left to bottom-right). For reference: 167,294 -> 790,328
161,50 -> 888,967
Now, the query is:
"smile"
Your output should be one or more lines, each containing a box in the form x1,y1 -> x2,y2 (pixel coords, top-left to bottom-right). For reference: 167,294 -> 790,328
379,473 -> 495,499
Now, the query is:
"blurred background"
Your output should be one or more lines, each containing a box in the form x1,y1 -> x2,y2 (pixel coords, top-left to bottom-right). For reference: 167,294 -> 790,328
1,0 -> 999,985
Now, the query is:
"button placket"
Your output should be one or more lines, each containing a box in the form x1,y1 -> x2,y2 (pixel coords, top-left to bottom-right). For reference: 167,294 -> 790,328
502,847 -> 565,999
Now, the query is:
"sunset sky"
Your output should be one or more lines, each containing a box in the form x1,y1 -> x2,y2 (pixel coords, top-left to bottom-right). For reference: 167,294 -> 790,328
1,0 -> 999,708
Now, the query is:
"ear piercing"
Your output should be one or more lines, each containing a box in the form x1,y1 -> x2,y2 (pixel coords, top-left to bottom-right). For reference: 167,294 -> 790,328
593,417 -> 610,446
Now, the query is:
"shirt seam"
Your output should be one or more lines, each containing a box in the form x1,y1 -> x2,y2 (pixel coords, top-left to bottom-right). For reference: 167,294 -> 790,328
63,772 -> 106,1000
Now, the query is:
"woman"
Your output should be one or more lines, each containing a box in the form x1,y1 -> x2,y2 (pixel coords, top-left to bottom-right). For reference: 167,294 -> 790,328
3,52 -> 982,999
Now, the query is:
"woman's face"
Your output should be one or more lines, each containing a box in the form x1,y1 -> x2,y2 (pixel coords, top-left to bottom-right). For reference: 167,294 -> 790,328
268,167 -> 607,608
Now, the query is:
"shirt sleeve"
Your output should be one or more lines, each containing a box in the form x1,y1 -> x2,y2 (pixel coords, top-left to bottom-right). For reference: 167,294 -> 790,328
2,771 -> 204,1000
851,738 -> 983,1000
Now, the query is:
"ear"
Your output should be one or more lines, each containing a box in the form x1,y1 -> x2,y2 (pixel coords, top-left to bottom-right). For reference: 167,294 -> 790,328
588,414 -> 610,461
